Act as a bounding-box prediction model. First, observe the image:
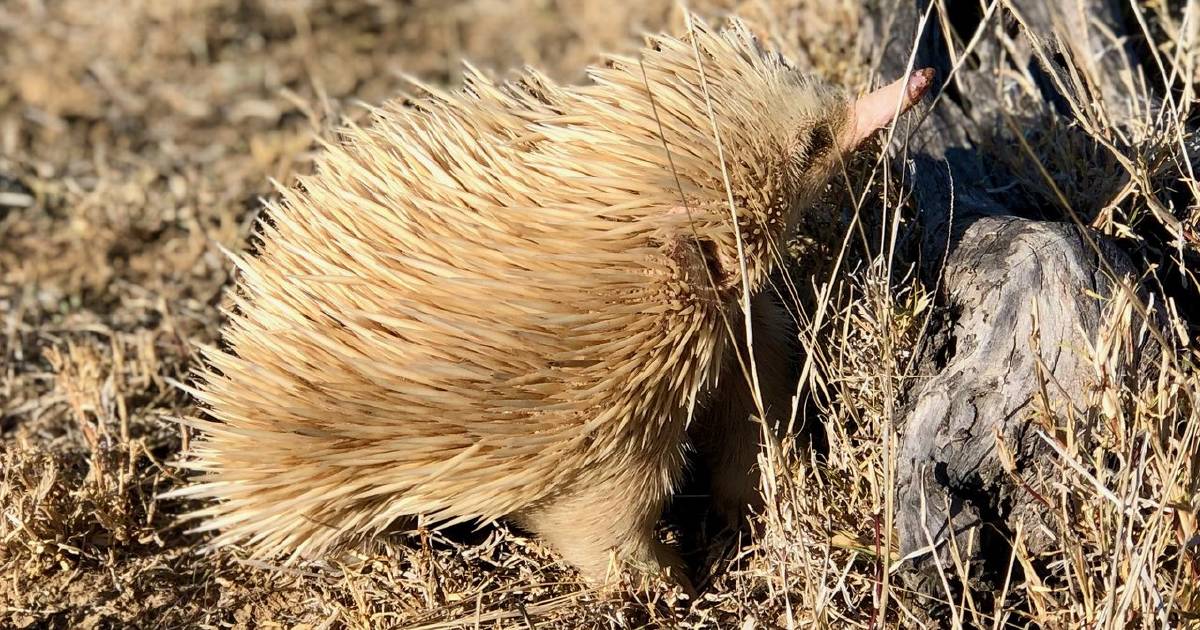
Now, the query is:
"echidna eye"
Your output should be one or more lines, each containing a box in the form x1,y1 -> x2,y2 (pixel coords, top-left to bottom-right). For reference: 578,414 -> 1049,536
808,125 -> 833,159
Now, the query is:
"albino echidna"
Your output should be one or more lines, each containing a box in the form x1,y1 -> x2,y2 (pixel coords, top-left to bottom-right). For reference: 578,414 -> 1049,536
172,19 -> 931,589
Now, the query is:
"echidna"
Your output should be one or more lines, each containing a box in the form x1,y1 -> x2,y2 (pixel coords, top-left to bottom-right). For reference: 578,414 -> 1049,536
173,19 -> 931,589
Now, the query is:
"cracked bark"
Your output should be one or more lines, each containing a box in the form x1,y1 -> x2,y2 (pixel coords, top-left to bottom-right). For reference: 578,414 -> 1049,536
860,0 -> 1148,594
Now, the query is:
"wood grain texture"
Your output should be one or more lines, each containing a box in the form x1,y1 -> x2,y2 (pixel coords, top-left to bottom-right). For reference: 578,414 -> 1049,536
862,0 -> 1147,592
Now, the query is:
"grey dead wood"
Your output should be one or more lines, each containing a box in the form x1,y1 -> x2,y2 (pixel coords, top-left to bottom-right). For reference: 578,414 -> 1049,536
860,0 -> 1150,598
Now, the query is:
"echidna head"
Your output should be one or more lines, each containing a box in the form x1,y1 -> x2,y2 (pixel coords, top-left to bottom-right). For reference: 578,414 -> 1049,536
784,67 -> 937,212
683,67 -> 933,297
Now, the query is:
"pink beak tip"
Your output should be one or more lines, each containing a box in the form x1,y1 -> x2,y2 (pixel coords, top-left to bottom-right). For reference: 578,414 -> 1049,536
907,68 -> 936,104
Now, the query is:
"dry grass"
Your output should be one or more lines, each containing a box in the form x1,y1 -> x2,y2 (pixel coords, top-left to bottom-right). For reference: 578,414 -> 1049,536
0,0 -> 1196,627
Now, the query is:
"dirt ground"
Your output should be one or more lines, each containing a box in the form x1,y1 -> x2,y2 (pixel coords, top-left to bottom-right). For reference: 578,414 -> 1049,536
1,1 -> 1197,628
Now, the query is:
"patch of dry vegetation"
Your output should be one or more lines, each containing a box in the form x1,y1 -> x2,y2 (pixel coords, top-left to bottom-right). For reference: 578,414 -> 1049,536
1,0 -> 1196,627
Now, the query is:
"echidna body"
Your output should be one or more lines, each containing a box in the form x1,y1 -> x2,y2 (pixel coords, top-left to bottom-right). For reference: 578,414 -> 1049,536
176,20 -> 930,586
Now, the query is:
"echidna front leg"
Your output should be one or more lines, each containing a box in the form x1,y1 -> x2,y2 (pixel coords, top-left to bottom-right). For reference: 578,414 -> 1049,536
692,291 -> 796,526
514,457 -> 692,592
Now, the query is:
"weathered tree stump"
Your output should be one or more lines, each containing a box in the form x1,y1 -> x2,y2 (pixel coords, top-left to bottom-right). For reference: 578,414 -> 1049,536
862,0 -> 1153,595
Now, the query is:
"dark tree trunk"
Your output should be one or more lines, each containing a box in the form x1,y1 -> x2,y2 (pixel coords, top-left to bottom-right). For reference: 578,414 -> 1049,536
861,0 -> 1150,596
